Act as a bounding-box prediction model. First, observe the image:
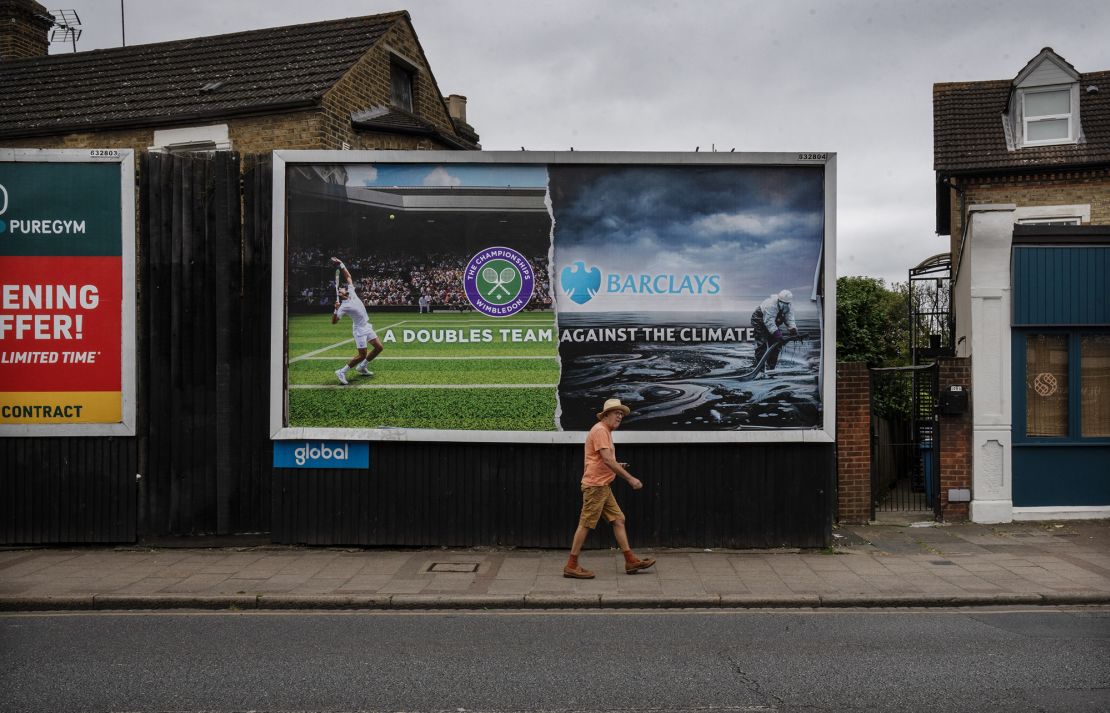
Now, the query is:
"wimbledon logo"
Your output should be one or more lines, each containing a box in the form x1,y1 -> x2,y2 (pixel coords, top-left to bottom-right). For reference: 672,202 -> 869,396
463,247 -> 535,318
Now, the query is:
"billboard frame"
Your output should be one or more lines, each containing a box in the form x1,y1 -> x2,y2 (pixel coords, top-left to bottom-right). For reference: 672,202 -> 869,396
270,150 -> 836,444
0,148 -> 137,438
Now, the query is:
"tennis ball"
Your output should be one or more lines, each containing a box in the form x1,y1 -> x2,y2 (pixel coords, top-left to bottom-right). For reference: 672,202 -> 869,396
388,214 -> 395,220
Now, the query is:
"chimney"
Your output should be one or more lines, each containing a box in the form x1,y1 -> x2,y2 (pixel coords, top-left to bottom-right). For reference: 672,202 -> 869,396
445,93 -> 479,146
0,0 -> 54,61
446,94 -> 468,125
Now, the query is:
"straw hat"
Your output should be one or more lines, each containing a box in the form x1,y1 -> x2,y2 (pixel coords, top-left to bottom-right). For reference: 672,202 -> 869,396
596,398 -> 631,420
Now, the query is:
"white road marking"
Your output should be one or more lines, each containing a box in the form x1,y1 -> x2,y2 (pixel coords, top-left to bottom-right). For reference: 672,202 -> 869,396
289,320 -> 409,362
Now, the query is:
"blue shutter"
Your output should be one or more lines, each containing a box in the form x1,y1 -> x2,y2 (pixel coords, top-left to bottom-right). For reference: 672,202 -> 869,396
1013,246 -> 1110,326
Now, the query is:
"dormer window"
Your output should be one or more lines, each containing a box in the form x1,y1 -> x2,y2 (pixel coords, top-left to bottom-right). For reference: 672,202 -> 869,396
1022,86 -> 1072,144
390,60 -> 414,112
1006,48 -> 1082,150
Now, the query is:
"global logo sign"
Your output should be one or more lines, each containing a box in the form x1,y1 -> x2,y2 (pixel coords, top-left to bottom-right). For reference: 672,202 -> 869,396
295,442 -> 346,466
559,259 -> 721,305
272,441 -> 370,469
462,246 -> 535,318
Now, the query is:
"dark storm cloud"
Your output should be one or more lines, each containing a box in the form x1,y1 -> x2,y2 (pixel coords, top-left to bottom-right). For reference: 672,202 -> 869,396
550,165 -> 822,251
549,165 -> 824,298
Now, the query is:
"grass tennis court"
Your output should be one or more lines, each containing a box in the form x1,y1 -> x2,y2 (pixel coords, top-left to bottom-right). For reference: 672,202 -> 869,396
287,311 -> 558,430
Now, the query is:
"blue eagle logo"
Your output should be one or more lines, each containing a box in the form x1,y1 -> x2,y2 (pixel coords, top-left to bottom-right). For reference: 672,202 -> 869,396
560,261 -> 602,304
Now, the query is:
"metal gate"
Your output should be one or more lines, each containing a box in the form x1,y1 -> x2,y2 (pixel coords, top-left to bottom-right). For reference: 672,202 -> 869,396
869,363 -> 940,518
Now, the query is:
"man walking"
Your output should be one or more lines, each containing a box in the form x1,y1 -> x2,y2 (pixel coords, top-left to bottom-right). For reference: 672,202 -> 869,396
331,256 -> 384,385
564,398 -> 656,579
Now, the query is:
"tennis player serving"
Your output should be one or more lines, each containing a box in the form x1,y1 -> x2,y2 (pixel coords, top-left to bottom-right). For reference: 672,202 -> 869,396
330,256 -> 384,385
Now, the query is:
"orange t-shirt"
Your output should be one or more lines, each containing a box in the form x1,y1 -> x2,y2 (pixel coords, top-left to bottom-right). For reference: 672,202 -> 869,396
581,421 -> 615,486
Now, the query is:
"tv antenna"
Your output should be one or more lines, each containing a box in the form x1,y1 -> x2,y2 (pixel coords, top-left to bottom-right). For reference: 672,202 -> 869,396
49,9 -> 82,53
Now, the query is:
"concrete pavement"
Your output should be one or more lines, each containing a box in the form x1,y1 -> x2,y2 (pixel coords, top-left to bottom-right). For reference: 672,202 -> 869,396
2,519 -> 1108,611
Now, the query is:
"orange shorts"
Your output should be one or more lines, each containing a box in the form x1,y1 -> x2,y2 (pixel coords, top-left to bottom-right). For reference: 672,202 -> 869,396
579,485 -> 625,529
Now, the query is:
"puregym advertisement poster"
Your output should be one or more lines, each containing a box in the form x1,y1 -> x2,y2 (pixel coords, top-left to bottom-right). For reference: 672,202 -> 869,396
273,151 -> 833,443
0,151 -> 136,436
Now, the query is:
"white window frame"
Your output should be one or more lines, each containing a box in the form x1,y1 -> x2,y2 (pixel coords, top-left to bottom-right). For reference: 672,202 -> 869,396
1020,86 -> 1074,146
1017,216 -> 1081,226
150,124 -> 231,153
1014,204 -> 1089,226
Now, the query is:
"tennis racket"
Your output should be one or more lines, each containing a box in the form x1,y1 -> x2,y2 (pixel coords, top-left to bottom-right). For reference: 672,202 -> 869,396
481,266 -> 516,296
334,267 -> 342,301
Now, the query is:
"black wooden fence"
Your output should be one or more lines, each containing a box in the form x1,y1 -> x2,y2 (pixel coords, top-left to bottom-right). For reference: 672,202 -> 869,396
274,442 -> 833,549
137,152 -> 273,537
2,151 -> 833,548
0,437 -> 136,543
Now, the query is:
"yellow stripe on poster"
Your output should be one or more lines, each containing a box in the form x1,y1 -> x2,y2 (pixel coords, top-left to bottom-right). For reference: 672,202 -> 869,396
0,392 -> 122,424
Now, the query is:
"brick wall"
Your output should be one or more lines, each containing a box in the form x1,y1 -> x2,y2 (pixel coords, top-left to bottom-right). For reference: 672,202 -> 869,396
321,19 -> 464,150
937,357 -> 972,521
3,127 -> 155,151
2,109 -> 451,156
227,111 -> 326,153
947,169 -> 1110,250
836,362 -> 871,523
0,0 -> 53,61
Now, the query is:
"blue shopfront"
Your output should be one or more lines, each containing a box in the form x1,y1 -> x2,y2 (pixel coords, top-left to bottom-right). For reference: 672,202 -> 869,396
1011,227 -> 1110,509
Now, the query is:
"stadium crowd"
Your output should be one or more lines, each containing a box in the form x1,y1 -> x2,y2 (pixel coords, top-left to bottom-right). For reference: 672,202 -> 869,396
289,250 -> 553,311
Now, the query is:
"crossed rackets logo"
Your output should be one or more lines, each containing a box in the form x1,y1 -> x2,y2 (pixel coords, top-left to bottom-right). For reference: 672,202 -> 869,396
463,247 -> 535,318
477,261 -> 521,301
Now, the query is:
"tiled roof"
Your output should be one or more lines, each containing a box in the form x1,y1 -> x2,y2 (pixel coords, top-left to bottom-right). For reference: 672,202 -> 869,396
934,69 -> 1110,173
0,12 -> 406,138
350,105 -> 473,149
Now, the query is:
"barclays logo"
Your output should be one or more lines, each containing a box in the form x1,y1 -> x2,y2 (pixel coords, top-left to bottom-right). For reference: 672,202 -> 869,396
560,261 -> 602,304
560,259 -> 720,305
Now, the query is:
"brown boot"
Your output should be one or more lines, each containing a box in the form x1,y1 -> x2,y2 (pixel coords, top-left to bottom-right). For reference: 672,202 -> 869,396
625,557 -> 656,574
563,564 -> 595,579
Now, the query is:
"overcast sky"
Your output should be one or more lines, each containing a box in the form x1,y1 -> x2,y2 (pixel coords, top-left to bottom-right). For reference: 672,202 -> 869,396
49,0 -> 1110,285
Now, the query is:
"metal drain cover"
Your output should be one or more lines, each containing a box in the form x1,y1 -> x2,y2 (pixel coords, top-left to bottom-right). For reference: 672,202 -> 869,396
428,562 -> 479,573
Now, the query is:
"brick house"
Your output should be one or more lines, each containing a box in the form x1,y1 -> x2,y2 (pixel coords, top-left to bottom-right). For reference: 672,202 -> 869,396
0,0 -> 479,154
934,48 -> 1110,523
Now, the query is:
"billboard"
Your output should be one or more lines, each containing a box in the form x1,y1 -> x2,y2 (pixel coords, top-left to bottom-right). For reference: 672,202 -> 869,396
271,151 -> 834,443
0,150 -> 136,437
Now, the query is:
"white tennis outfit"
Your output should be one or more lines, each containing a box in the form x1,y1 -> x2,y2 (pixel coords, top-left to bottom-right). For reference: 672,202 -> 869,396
337,288 -> 377,348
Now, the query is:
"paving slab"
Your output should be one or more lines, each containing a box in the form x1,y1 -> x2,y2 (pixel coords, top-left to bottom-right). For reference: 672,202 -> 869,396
2,520 -> 1109,611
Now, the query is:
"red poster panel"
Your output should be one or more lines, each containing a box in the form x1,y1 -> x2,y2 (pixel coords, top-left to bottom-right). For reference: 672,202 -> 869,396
0,256 -> 122,391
